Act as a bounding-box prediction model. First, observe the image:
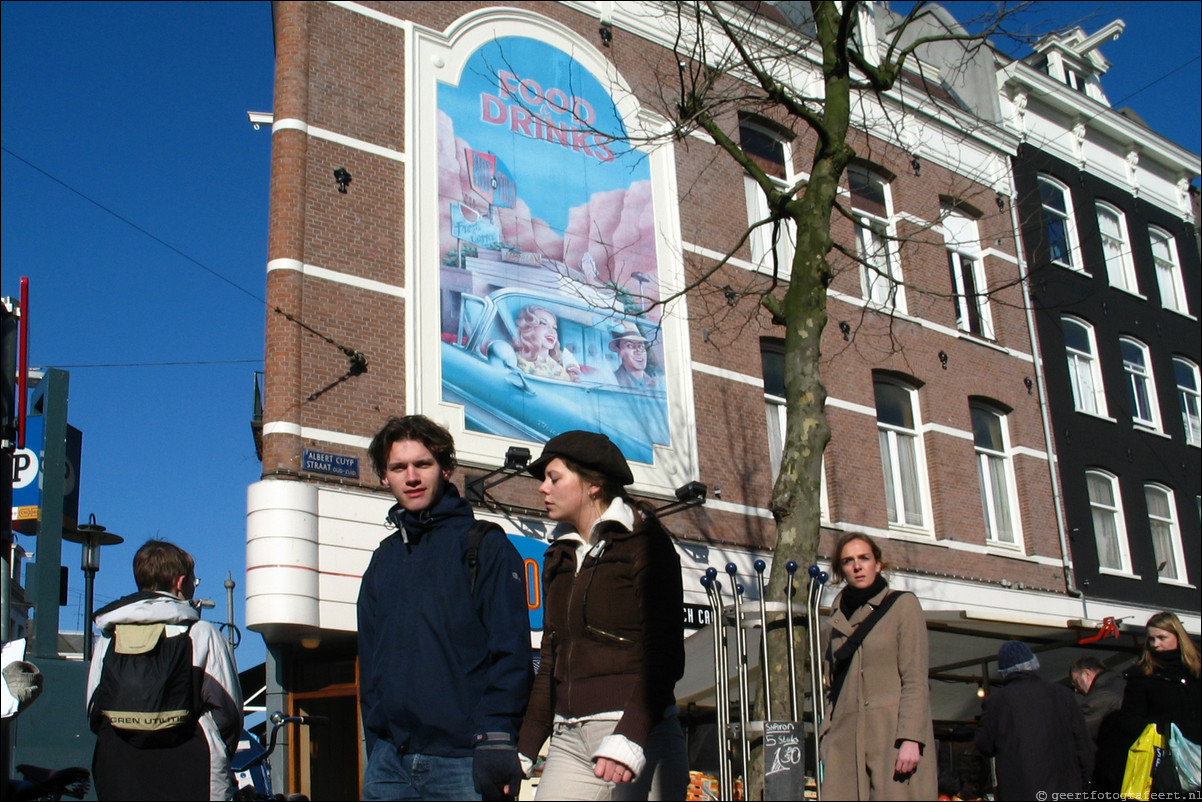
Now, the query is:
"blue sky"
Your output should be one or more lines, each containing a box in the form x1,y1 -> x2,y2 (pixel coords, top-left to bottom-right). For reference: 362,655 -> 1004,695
1,1 -> 1198,680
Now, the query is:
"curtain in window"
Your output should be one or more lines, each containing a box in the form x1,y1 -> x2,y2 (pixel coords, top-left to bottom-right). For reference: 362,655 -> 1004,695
1087,474 -> 1122,570
897,433 -> 923,526
880,430 -> 899,523
1068,353 -> 1098,414
979,453 -> 1014,543
1145,487 -> 1178,580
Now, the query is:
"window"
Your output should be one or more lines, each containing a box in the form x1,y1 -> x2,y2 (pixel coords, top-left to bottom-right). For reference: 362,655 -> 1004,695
740,120 -> 796,274
850,167 -> 902,310
1086,470 -> 1132,573
942,205 -> 992,338
1038,175 -> 1080,269
761,339 -> 828,519
1061,317 -> 1108,416
1097,203 -> 1139,293
1174,357 -> 1201,447
1150,227 -> 1189,314
1145,484 -> 1186,582
1120,337 -> 1161,430
971,403 -> 1017,544
874,378 -> 925,527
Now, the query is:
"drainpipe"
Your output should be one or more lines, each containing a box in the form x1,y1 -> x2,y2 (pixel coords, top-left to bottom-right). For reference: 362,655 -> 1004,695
1007,182 -> 1085,612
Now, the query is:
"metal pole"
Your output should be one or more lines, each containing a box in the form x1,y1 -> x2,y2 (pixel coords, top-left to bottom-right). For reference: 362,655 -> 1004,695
807,566 -> 828,801
753,559 -> 772,717
82,568 -> 95,661
726,564 -> 750,794
784,561 -> 799,719
225,572 -> 237,650
702,570 -> 731,800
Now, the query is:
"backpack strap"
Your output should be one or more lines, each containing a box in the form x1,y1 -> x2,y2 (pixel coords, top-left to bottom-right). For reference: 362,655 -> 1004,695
828,591 -> 908,709
464,520 -> 504,592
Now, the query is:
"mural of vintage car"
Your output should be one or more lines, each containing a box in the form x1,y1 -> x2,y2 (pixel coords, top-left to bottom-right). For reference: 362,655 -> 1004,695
441,286 -> 670,464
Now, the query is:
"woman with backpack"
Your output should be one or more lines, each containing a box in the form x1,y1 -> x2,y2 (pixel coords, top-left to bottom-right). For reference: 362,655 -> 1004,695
819,532 -> 936,800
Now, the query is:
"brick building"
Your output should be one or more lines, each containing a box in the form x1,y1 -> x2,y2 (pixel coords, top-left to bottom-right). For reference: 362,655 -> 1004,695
246,2 -> 1197,796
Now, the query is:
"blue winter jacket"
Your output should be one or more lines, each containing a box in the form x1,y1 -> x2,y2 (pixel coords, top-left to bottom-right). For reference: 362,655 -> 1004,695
357,485 -> 532,757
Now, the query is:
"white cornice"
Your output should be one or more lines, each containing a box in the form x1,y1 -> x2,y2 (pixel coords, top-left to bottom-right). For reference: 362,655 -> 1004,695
1000,60 -> 1200,177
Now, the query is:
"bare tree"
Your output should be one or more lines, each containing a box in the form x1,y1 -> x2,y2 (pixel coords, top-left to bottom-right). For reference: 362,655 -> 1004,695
607,1 -> 1046,795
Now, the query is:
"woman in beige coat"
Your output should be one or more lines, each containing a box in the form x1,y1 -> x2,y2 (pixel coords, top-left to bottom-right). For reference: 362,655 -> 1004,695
819,532 -> 936,800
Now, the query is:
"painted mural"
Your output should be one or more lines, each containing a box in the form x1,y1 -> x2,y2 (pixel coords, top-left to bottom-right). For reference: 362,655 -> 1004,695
437,37 -> 669,464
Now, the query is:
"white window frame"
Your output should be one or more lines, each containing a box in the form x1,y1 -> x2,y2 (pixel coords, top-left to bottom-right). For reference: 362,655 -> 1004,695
1061,316 -> 1109,417
1150,226 -> 1190,315
1120,336 -> 1162,431
971,403 -> 1020,546
1086,470 -> 1134,575
1038,175 -> 1082,271
874,378 -> 928,529
850,167 -> 904,312
941,206 -> 993,339
1096,202 -> 1140,295
1173,357 -> 1201,447
741,120 -> 796,276
1144,484 -> 1187,583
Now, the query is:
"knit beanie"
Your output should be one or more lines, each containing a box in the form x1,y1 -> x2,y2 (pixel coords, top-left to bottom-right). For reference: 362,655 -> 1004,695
997,640 -> 1040,677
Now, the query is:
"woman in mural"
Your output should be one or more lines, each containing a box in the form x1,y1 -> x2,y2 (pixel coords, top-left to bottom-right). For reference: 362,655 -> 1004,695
820,532 -> 937,800
512,305 -> 579,382
517,431 -> 688,801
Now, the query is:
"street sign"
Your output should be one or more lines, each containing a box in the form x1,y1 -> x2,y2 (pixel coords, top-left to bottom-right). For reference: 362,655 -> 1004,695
10,414 -> 82,535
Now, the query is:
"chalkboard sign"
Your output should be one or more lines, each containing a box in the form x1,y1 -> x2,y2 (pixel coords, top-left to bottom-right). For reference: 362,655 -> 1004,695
763,720 -> 806,801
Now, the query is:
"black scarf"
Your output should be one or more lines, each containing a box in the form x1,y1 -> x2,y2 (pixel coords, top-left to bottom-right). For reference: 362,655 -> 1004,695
1155,648 -> 1185,678
839,574 -> 888,619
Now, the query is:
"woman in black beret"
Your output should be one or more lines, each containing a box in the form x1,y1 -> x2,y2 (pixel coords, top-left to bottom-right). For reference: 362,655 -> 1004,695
516,431 -> 687,801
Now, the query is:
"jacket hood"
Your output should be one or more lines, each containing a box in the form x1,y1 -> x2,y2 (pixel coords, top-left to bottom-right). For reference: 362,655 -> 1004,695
93,590 -> 199,632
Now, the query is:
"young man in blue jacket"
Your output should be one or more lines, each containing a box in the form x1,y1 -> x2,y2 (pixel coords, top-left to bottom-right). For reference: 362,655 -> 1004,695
358,416 -> 532,801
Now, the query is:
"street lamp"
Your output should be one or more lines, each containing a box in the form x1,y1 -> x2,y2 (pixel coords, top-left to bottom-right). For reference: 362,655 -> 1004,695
64,513 -> 123,660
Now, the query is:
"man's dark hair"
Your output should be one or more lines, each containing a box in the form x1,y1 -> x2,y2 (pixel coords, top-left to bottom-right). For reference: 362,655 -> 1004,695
133,539 -> 195,593
369,415 -> 457,478
1069,656 -> 1107,676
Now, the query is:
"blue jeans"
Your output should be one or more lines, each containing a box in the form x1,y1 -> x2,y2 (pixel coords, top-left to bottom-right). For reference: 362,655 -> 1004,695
362,739 -> 480,801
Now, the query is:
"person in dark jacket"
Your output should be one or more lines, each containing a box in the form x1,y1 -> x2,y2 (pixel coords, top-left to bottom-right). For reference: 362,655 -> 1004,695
358,416 -> 533,801
974,641 -> 1093,801
1070,656 -> 1126,743
517,431 -> 687,800
1094,611 -> 1202,793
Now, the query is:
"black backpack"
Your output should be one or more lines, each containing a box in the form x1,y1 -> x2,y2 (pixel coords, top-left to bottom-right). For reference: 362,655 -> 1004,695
89,621 -> 200,748
464,520 -> 504,592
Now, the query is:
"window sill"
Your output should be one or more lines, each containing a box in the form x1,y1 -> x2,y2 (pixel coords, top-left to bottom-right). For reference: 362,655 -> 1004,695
1098,567 -> 1142,580
1132,423 -> 1168,438
1075,409 -> 1117,424
956,332 -> 1007,353
1156,577 -> 1196,589
1111,286 -> 1146,301
984,540 -> 1025,555
886,525 -> 934,540
1163,306 -> 1196,321
1055,261 -> 1088,275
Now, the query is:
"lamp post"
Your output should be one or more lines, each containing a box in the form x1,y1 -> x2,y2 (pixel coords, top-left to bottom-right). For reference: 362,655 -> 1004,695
64,513 -> 123,660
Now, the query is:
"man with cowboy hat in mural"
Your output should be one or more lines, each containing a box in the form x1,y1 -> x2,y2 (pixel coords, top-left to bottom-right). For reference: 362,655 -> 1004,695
609,321 -> 657,388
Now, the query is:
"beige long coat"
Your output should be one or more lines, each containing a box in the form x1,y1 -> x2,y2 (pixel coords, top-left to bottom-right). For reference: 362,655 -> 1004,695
818,586 -> 937,800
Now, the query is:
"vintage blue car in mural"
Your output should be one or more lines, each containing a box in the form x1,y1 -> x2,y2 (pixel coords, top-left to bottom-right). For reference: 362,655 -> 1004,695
441,286 -> 670,464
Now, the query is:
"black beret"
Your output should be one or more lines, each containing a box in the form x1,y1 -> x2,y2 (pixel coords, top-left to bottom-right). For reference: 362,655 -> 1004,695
527,430 -> 634,486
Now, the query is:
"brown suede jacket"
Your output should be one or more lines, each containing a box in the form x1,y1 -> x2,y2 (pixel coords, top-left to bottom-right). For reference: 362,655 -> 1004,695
517,512 -> 684,758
